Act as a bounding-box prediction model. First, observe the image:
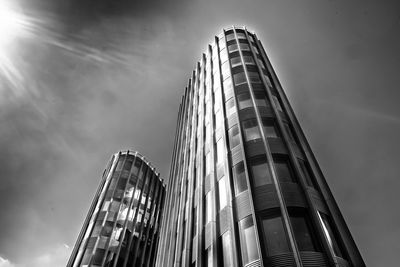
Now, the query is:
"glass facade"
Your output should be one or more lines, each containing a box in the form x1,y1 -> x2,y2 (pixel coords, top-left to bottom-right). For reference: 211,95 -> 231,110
156,27 -> 365,267
67,151 -> 165,267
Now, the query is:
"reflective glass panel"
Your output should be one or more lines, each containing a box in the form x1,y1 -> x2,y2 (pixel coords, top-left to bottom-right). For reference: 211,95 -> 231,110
243,119 -> 261,142
290,215 -> 318,251
250,157 -> 272,186
262,215 -> 291,255
239,216 -> 259,264
233,162 -> 247,194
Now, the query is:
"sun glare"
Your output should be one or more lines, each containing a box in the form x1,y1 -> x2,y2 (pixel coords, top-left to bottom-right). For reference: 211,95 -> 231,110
0,1 -> 25,47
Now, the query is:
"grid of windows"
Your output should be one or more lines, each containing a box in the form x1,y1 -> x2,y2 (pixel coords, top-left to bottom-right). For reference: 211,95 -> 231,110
68,152 -> 165,267
155,27 -> 363,267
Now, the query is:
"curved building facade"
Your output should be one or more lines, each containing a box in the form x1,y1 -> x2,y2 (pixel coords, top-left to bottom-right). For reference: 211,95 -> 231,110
68,150 -> 165,267
156,27 -> 364,267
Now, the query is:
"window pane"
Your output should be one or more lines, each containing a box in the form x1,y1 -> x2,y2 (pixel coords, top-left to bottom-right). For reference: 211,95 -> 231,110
233,72 -> 246,85
240,43 -> 250,51
206,246 -> 213,267
206,152 -> 212,175
221,61 -> 230,80
274,159 -> 295,183
254,92 -> 268,107
233,162 -> 247,194
228,43 -> 238,53
262,216 -> 290,255
205,192 -> 212,224
230,56 -> 242,67
319,213 -> 344,258
220,48 -> 228,63
222,231 -> 233,267
237,32 -> 246,39
237,92 -> 252,110
272,95 -> 283,111
216,139 -> 224,164
262,119 -> 279,138
226,33 -> 235,41
218,177 -> 227,210
243,119 -> 261,142
223,79 -> 233,95
290,215 -> 318,251
243,56 -> 255,65
248,71 -> 261,83
239,216 -> 259,264
283,123 -> 296,142
228,125 -> 240,149
250,157 -> 272,186
225,98 -> 236,117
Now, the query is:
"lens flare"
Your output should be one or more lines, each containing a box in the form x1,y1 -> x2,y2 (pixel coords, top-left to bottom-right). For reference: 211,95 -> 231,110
0,1 -> 125,100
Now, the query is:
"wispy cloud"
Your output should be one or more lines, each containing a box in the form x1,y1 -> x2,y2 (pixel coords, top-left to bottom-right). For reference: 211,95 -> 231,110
0,244 -> 70,267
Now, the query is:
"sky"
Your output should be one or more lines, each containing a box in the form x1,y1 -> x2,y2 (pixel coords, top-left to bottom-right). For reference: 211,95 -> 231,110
0,0 -> 399,266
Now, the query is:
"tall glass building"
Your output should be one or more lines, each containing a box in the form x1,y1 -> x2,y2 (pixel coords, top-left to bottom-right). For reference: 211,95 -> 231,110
156,27 -> 365,267
68,150 -> 165,267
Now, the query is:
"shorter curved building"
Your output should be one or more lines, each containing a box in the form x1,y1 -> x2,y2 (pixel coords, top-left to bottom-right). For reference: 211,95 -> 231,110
67,150 -> 166,267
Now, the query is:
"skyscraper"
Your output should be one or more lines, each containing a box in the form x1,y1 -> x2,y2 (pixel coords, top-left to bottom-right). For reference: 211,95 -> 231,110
68,150 -> 165,267
156,27 -> 365,267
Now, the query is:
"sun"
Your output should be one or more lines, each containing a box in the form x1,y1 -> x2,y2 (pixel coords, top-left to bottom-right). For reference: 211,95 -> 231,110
0,1 -> 26,47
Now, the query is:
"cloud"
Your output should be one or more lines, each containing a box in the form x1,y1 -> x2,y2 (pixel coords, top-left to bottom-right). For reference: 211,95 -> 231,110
0,257 -> 16,267
0,245 -> 70,267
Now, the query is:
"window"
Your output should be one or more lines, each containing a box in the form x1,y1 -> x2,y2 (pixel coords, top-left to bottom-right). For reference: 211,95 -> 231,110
318,212 -> 344,258
215,110 -> 223,125
249,156 -> 272,186
205,246 -> 213,267
220,48 -> 228,63
132,159 -> 142,175
228,125 -> 240,149
240,43 -> 250,51
221,61 -> 230,80
228,43 -> 238,53
257,58 -> 265,68
233,72 -> 246,85
290,213 -> 319,252
205,152 -> 212,175
222,231 -> 234,267
243,119 -> 261,142
216,139 -> 224,164
262,215 -> 291,256
223,79 -> 233,97
237,92 -> 252,110
124,158 -> 133,171
116,157 -> 125,171
283,123 -> 296,142
226,33 -> 235,41
272,95 -> 283,111
230,56 -> 242,67
218,177 -> 228,210
274,158 -> 295,183
299,160 -> 317,188
253,45 -> 260,54
254,92 -> 268,107
248,71 -> 261,83
91,249 -> 106,265
233,162 -> 247,194
262,119 -> 279,138
243,56 -> 255,65
205,192 -> 212,224
225,98 -> 236,117
239,216 -> 259,264
237,32 -> 246,39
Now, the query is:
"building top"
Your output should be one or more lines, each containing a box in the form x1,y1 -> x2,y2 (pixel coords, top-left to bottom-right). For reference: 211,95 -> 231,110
114,149 -> 164,184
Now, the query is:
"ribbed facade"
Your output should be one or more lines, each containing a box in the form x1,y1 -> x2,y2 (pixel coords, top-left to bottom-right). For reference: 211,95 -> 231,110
156,27 -> 365,267
68,151 -> 165,267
